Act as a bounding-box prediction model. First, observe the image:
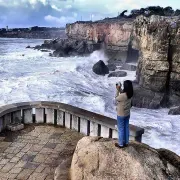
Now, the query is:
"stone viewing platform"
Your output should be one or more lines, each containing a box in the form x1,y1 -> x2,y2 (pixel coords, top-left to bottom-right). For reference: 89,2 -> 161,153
0,101 -> 144,179
0,125 -> 83,179
0,101 -> 144,142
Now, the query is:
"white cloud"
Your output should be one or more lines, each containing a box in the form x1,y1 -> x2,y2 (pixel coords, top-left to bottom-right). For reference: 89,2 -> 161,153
51,5 -> 62,12
44,15 -> 76,26
0,0 -> 179,27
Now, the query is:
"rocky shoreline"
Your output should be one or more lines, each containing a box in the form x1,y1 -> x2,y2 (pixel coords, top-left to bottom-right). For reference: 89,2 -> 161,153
33,11 -> 180,114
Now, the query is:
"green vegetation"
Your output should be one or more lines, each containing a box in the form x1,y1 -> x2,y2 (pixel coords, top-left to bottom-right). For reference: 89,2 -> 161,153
118,6 -> 180,18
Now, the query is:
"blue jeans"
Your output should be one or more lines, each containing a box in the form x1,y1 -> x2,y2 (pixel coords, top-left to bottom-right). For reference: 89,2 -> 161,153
117,115 -> 130,146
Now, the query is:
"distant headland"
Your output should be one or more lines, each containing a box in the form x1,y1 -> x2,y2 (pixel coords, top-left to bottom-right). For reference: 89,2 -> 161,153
0,26 -> 66,39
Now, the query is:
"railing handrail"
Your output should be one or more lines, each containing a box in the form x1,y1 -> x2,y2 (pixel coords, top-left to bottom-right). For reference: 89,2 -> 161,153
0,101 -> 144,137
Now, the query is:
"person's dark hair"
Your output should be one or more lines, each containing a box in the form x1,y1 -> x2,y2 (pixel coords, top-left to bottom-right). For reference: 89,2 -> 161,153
123,80 -> 133,99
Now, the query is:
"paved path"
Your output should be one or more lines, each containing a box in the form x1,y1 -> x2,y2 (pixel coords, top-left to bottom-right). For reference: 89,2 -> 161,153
0,125 -> 84,180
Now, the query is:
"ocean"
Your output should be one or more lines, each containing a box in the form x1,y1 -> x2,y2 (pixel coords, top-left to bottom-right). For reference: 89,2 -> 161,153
0,38 -> 180,155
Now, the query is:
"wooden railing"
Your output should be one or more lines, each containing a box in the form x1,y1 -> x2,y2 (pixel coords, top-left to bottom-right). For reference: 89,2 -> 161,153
0,101 -> 144,142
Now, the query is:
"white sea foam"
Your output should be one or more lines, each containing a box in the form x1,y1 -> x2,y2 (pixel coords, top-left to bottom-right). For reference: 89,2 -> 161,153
0,38 -> 180,155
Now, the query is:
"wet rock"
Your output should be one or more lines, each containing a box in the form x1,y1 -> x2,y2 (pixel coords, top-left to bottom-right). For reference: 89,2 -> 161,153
34,45 -> 42,50
39,38 -> 101,57
108,71 -> 127,77
71,137 -> 180,180
75,41 -> 86,54
92,60 -> 109,75
53,49 -> 67,57
107,64 -> 117,71
41,49 -> 50,52
26,45 -> 31,48
132,86 -> 165,109
168,106 -> 180,115
121,63 -> 137,71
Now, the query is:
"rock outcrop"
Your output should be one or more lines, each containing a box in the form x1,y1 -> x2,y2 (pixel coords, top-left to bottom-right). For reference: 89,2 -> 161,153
107,64 -> 117,71
120,63 -> 137,71
66,19 -> 134,63
35,38 -> 101,57
168,106 -> 180,115
132,15 -> 180,108
66,15 -> 180,109
108,71 -> 127,77
92,60 -> 109,75
33,12 -> 180,109
71,137 -> 180,180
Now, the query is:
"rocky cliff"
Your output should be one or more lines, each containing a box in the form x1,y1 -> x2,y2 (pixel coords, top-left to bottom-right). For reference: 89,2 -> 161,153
69,137 -> 180,180
35,15 -> 180,109
132,15 -> 180,108
66,16 -> 180,109
66,19 -> 136,63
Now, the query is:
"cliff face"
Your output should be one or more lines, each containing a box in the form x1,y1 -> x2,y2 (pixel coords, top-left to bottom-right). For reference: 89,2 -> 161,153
132,15 -> 180,107
66,20 -> 134,62
66,16 -> 180,108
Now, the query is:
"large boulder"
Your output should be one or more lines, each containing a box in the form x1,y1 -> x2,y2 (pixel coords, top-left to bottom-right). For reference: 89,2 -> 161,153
168,106 -> 180,115
93,60 -> 109,75
108,71 -> 127,77
71,137 -> 180,180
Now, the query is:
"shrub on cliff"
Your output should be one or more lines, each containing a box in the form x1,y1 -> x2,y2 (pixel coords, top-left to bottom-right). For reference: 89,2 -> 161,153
122,6 -> 178,18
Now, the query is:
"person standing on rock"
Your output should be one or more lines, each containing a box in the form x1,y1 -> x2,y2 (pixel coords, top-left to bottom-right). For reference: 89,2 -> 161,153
115,80 -> 133,148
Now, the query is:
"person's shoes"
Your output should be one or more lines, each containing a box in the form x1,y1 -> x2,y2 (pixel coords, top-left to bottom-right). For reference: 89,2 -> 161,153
124,144 -> 129,147
115,143 -> 124,148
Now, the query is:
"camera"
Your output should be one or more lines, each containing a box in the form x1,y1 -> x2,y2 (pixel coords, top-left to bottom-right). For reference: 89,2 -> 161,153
116,82 -> 121,86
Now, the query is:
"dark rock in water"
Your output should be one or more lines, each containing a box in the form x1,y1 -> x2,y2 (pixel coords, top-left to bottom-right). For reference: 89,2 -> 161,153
37,38 -> 101,57
132,86 -> 165,109
53,49 -> 67,57
107,64 -> 117,71
120,63 -> 137,71
34,45 -> 41,50
93,60 -> 109,76
41,49 -> 50,52
26,45 -> 31,48
75,41 -> 86,54
108,71 -> 127,77
168,106 -> 180,115
108,59 -> 123,66
87,43 -> 101,53
49,53 -> 53,57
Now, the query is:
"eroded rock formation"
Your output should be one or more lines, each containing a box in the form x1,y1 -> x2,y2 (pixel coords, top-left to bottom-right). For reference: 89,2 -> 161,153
34,13 -> 180,109
132,15 -> 180,108
70,136 -> 180,180
66,19 -> 134,63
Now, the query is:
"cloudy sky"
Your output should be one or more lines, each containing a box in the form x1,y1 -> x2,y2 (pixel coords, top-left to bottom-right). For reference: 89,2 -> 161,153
0,0 -> 179,28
